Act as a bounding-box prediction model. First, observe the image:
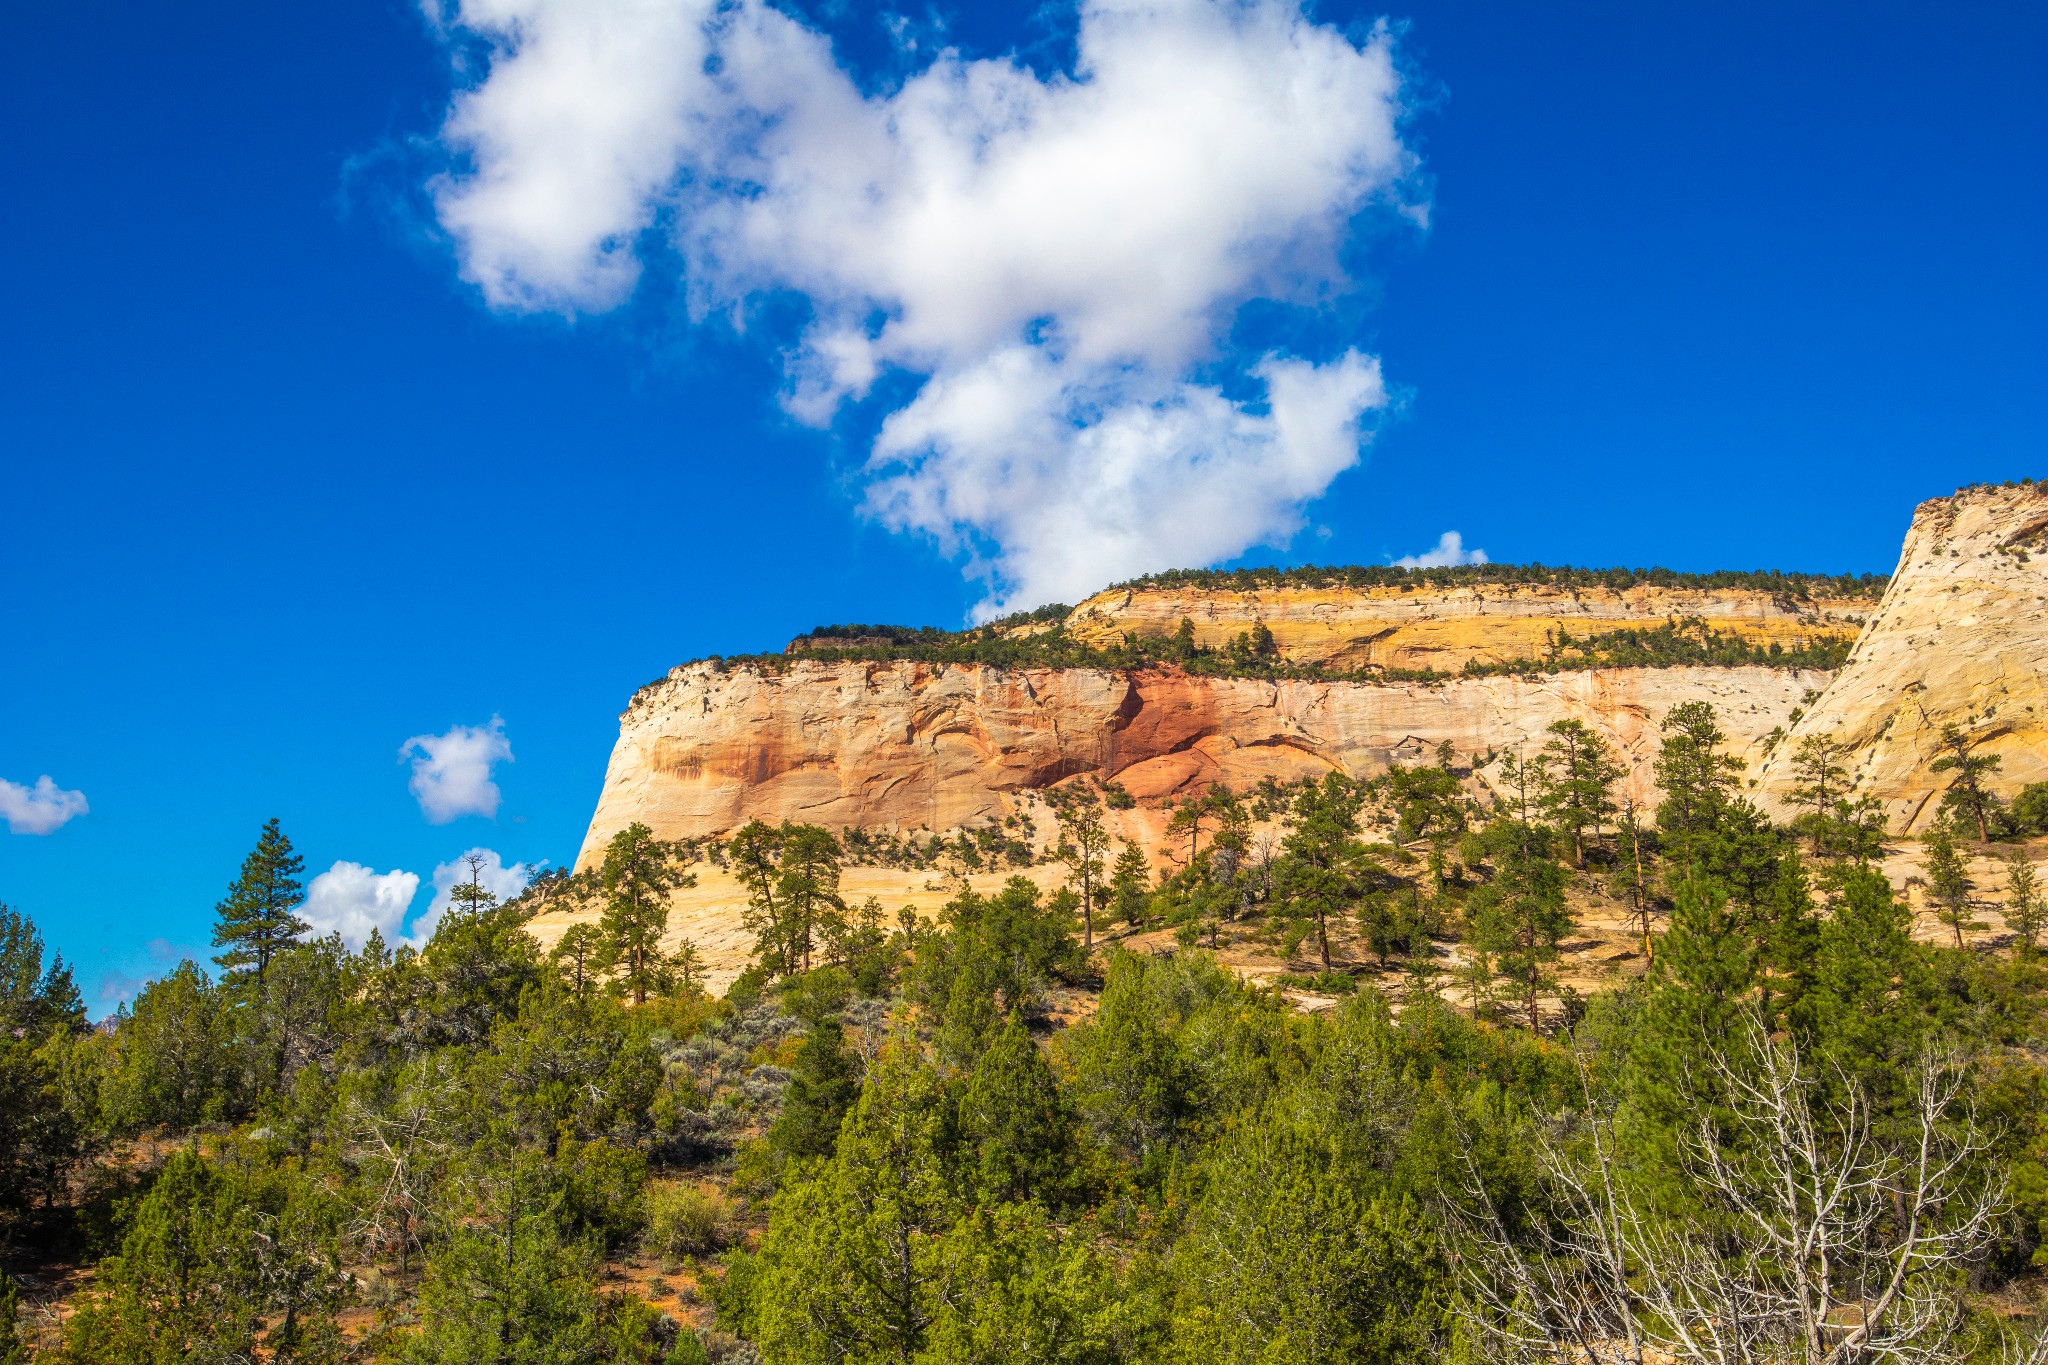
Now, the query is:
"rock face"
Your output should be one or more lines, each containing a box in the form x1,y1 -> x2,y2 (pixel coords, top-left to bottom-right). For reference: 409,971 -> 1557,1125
576,485 -> 2045,870
1062,581 -> 1875,673
1755,484 -> 2048,831
576,658 -> 1824,869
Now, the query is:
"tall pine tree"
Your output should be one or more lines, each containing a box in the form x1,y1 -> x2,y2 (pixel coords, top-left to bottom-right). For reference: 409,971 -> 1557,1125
210,818 -> 307,988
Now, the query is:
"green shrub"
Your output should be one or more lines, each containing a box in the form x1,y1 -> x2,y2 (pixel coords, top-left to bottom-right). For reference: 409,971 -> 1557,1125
643,1179 -> 737,1261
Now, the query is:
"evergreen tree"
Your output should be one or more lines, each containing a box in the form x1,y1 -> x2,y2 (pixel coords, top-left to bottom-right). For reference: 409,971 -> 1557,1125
1931,723 -> 2003,841
1787,732 -> 1851,854
747,1034 -> 959,1364
1806,866 -> 1922,1066
769,1021 -> 862,1161
0,904 -> 85,1037
1277,773 -> 1377,971
1053,788 -> 1110,948
1922,824 -> 1979,949
2005,848 -> 2043,955
1536,718 -> 1625,868
1387,761 -> 1465,886
1173,1110 -> 1446,1365
548,922 -> 605,997
775,824 -> 845,974
958,1013 -> 1080,1207
1612,795 -> 1657,958
210,818 -> 308,987
1465,819 -> 1573,1030
1109,842 -> 1153,929
1652,702 -> 1744,869
598,823 -> 696,1005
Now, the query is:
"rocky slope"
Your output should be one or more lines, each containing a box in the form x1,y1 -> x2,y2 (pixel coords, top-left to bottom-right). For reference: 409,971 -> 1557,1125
1755,483 -> 2048,830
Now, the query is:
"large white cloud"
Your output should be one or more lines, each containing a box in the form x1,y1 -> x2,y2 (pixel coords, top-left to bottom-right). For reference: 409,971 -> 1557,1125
0,775 -> 89,835
425,0 -> 1423,612
301,862 -> 422,950
400,717 -> 513,823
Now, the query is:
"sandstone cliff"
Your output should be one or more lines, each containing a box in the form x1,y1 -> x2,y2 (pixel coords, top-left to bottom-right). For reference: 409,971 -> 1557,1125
576,659 -> 1823,869
578,484 -> 2044,871
1755,483 -> 2048,830
1062,580 -> 1875,672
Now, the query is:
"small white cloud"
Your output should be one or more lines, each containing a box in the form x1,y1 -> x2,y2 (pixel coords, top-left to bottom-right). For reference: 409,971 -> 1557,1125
400,717 -> 512,823
1394,531 -> 1488,570
301,861 -> 422,950
0,775 -> 89,835
406,848 -> 536,948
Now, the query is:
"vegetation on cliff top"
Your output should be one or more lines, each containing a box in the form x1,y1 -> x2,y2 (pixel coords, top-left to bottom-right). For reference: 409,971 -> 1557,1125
682,608 -> 1860,693
1099,559 -> 1888,598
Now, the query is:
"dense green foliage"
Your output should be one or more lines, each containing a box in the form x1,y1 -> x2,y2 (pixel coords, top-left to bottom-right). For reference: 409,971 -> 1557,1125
3,714 -> 2045,1361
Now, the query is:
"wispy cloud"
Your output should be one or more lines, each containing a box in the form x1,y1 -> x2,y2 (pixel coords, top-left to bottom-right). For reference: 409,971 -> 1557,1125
0,775 -> 88,835
421,0 -> 1425,613
400,717 -> 512,823
1394,530 -> 1488,569
301,861 -> 422,950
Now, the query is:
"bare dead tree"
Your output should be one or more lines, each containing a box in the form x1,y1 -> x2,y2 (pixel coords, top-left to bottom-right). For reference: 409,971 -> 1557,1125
1447,1015 -> 2003,1364
340,1055 -> 458,1275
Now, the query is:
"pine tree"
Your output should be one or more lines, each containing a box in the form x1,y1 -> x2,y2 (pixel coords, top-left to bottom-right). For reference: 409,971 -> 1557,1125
958,1013 -> 1079,1206
1278,774 -> 1378,971
548,922 -> 605,996
1465,819 -> 1573,1030
1054,789 -> 1110,949
1109,843 -> 1152,929
1652,702 -> 1744,870
1930,723 -> 2003,841
598,823 -> 695,1005
769,1021 -> 862,1160
2003,849 -> 2042,955
1536,718 -> 1625,868
1922,825 -> 1979,949
1787,732 -> 1851,854
210,818 -> 307,987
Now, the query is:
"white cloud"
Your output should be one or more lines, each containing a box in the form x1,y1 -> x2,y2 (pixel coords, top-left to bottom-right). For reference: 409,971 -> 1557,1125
1394,530 -> 1488,569
0,775 -> 89,835
407,848 -> 536,948
400,717 -> 512,823
424,0 -> 1423,612
301,861 -> 422,950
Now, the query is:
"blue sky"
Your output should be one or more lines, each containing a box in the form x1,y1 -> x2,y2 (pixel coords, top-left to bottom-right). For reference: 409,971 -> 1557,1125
3,0 -> 2041,1012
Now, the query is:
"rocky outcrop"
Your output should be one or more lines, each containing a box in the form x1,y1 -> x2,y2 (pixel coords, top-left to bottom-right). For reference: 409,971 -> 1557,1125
576,659 -> 1824,868
1755,484 -> 2048,831
577,485 -> 2046,871
1061,581 -> 1875,672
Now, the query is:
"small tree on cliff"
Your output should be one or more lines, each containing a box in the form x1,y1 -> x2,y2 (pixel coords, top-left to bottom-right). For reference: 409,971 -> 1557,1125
598,823 -> 696,1004
1787,732 -> 1851,855
1931,723 -> 2003,842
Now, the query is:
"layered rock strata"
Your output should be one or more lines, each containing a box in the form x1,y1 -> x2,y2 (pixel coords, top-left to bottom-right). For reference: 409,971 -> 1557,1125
577,660 -> 1822,868
1061,581 -> 1876,673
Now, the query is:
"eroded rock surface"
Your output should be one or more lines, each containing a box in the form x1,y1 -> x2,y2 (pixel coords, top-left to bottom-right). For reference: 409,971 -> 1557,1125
576,659 -> 1822,868
1755,484 -> 2048,830
1062,580 -> 1875,673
